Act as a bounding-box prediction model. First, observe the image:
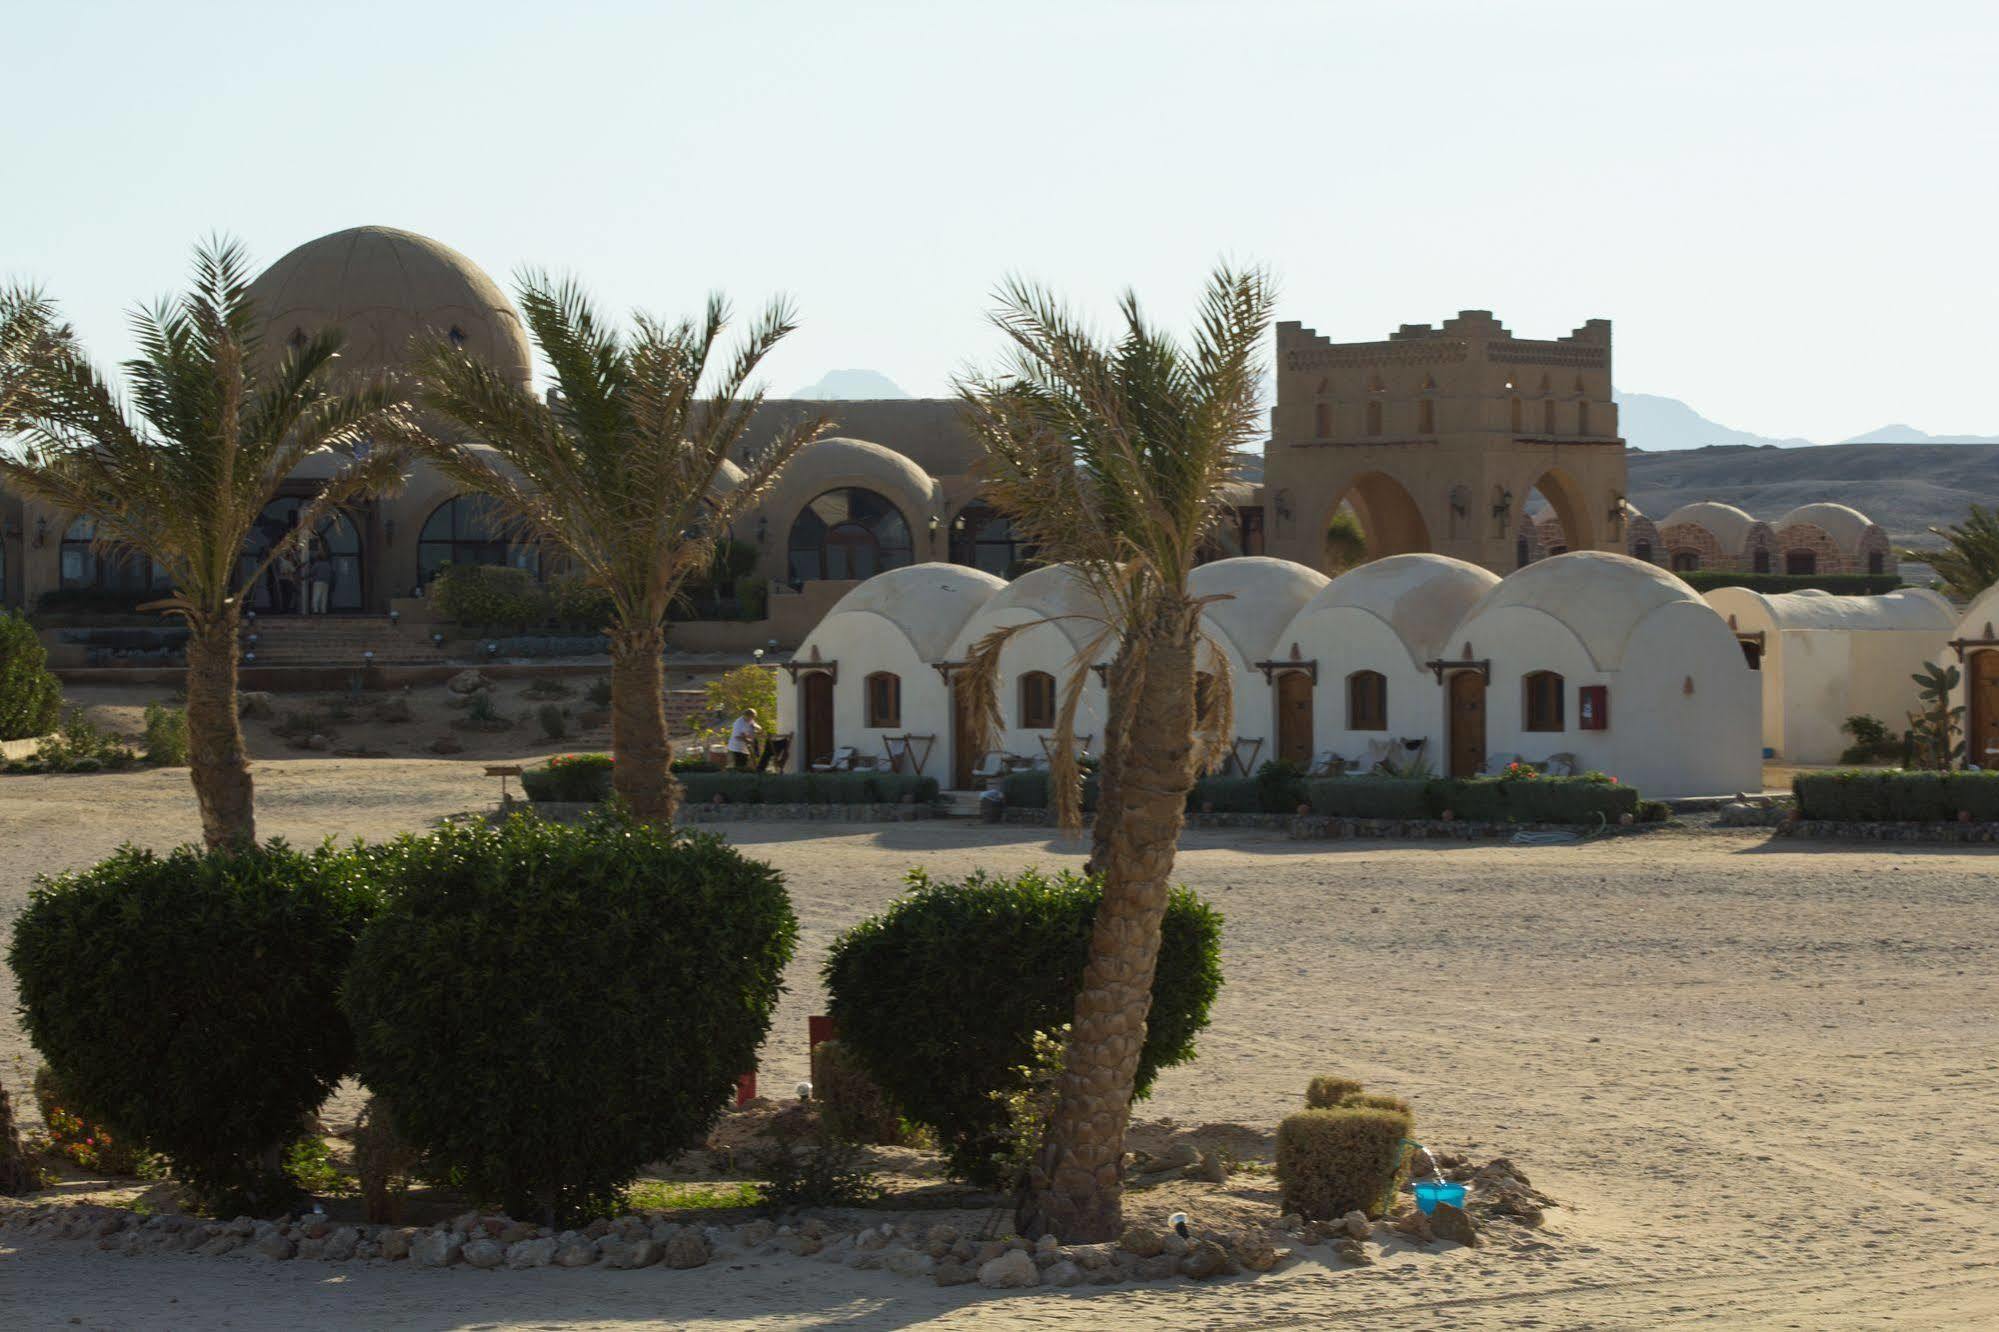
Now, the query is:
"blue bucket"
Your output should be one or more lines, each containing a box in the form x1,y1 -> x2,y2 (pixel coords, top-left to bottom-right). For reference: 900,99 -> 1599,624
1413,1180 -> 1467,1215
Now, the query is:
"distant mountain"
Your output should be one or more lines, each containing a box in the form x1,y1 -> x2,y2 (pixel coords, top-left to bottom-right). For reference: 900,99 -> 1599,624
1835,423 -> 1999,445
1614,392 -> 1814,451
1626,442 -> 1999,546
785,369 -> 911,400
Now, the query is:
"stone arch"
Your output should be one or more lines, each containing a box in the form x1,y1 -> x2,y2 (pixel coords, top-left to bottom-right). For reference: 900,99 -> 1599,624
1320,470 -> 1430,570
1524,467 -> 1595,554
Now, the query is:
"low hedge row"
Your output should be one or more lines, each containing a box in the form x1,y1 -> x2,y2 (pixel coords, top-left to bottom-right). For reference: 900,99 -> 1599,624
1005,770 -> 1640,824
1793,769 -> 1999,822
678,771 -> 939,806
999,770 -> 1100,812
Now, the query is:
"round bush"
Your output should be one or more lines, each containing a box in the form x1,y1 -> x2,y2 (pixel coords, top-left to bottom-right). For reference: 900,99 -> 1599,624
0,608 -> 61,741
824,867 -> 1223,1185
342,813 -> 796,1224
8,841 -> 378,1212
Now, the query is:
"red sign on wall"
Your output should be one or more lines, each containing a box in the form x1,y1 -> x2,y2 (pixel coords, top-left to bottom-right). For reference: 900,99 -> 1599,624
1579,685 -> 1609,731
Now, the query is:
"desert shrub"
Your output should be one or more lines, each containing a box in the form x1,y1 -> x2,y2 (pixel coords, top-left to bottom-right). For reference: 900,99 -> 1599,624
810,1040 -> 904,1146
8,710 -> 140,775
547,576 -> 615,630
1275,1105 -> 1414,1221
465,691 -> 505,725
1304,1075 -> 1364,1110
585,677 -> 613,708
751,1103 -> 881,1210
520,753 -> 615,802
1839,714 -> 1899,765
9,842 -> 377,1212
142,702 -> 189,765
0,608 -> 62,741
1304,776 -> 1431,820
536,702 -> 568,740
431,564 -> 547,629
1794,769 -> 1999,822
824,866 -> 1223,1186
342,814 -> 796,1225
522,678 -> 575,700
1341,1091 -> 1412,1116
352,1095 -> 421,1224
1638,799 -> 1672,823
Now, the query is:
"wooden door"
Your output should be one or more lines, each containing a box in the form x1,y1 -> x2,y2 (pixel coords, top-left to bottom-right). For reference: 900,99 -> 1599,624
953,679 -> 980,789
1970,651 -> 1999,769
1448,670 -> 1486,778
1276,671 -> 1314,765
802,672 -> 835,771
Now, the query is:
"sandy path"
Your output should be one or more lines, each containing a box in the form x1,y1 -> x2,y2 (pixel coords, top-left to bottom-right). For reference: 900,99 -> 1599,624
2,759 -> 1996,1328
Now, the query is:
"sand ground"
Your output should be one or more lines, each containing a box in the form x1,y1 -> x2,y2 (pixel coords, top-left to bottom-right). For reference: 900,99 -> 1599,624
1,740 -> 1996,1327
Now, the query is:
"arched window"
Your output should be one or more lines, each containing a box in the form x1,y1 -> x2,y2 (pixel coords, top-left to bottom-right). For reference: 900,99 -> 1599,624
1786,550 -> 1817,576
1417,398 -> 1435,434
1752,548 -> 1772,574
1313,401 -> 1331,438
59,518 -> 169,595
1634,539 -> 1653,563
1019,670 -> 1057,729
1365,400 -> 1383,436
787,488 -> 912,585
1868,550 -> 1885,575
1671,551 -> 1700,573
864,671 -> 901,728
239,498 -> 364,613
1347,670 -> 1388,731
948,503 -> 1032,577
1524,670 -> 1565,731
418,495 -> 539,583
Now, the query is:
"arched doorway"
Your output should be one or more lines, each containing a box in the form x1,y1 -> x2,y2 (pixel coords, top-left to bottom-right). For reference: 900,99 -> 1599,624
801,671 -> 835,771
1969,650 -> 1999,769
1448,670 -> 1486,777
787,488 -> 913,584
1276,671 -> 1314,764
1320,471 -> 1429,572
240,499 -> 364,613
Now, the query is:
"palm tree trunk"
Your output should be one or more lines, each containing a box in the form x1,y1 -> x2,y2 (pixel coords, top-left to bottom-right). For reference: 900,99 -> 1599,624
1020,601 -> 1198,1242
1085,638 -> 1136,876
183,611 -> 255,848
608,625 -> 677,824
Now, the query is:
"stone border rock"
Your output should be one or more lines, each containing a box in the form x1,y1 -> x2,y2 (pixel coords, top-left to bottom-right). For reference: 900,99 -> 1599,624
512,799 -> 943,824
1772,818 -> 1999,844
1002,807 -> 1664,839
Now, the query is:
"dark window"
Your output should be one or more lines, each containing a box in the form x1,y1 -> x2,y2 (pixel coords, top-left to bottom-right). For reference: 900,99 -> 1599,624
1578,401 -> 1591,436
1019,670 -> 1056,729
447,325 -> 467,350
1517,535 -> 1531,568
1418,398 -> 1435,434
1785,550 -> 1817,576
1510,397 -> 1524,432
864,671 -> 901,728
59,518 -> 170,595
1868,550 -> 1885,575
1314,402 -> 1331,438
1347,670 -> 1388,731
238,498 -> 364,612
1634,540 -> 1653,563
1753,548 -> 1772,574
787,488 -> 912,585
948,503 -> 1032,577
419,495 -> 540,583
1543,398 -> 1557,433
1671,551 -> 1700,573
1365,400 -> 1383,436
1237,506 -> 1266,556
1524,670 -> 1565,731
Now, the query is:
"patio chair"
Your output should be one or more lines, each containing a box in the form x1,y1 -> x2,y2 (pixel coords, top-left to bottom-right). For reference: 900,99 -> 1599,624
1480,751 -> 1523,776
1540,752 -> 1578,777
970,751 -> 1010,788
1306,750 -> 1348,778
1363,738 -> 1397,773
810,745 -> 858,773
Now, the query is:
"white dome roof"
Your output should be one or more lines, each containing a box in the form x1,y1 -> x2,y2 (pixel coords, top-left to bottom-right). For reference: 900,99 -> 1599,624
711,457 -> 747,495
1464,550 -> 1703,669
953,562 -> 1113,655
1189,557 -> 1329,661
1660,501 -> 1759,554
1775,502 -> 1875,548
1300,553 -> 1501,665
1707,585 -> 1954,633
817,561 -> 1007,661
767,436 -> 936,508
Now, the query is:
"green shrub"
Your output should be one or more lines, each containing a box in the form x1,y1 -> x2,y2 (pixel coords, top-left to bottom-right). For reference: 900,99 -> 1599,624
999,769 -> 1100,811
1305,1075 -> 1364,1110
585,677 -> 613,709
1793,769 -> 1999,822
808,1040 -> 904,1146
1275,1106 -> 1414,1220
1188,776 -> 1265,813
1488,774 -> 1638,824
751,1104 -> 882,1210
521,753 -> 616,803
1838,714 -> 1899,766
1432,777 -> 1511,821
692,665 -> 777,749
431,564 -> 547,629
1254,759 -> 1309,813
142,702 -> 189,765
9,842 -> 377,1212
0,609 -> 62,741
536,702 -> 568,740
1304,776 -> 1431,819
31,1064 -> 158,1177
547,576 -> 614,630
823,867 -> 1223,1186
678,771 -> 938,806
341,814 -> 796,1224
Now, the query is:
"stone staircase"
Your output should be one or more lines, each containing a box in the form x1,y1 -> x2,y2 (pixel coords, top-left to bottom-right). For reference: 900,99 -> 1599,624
238,614 -> 453,666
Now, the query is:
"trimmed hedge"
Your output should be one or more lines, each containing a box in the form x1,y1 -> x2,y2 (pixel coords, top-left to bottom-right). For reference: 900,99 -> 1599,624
521,753 -> 615,802
0,609 -> 62,741
678,771 -> 939,806
824,867 -> 1223,1186
1306,777 -> 1433,820
1679,571 -> 1902,596
999,770 -> 1100,812
1305,775 -> 1638,824
1276,1106 -> 1414,1220
342,814 -> 796,1225
1794,769 -> 1999,822
8,842 -> 378,1213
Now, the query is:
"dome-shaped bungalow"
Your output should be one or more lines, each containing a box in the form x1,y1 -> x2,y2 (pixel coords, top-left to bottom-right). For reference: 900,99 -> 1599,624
778,562 -> 1005,776
1658,501 -> 1775,574
1447,551 -> 1760,795
1187,557 -> 1329,770
1277,554 -> 1499,773
1948,583 -> 1999,769
1772,502 -> 1893,577
1706,586 -> 1955,763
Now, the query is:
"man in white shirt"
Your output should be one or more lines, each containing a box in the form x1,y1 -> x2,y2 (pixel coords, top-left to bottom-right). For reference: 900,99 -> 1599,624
727,708 -> 762,771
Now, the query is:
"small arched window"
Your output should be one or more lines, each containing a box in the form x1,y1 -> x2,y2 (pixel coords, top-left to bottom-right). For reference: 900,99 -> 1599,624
864,671 -> 901,728
1019,670 -> 1057,729
1786,550 -> 1817,576
1347,670 -> 1388,731
1634,539 -> 1653,563
1671,551 -> 1700,573
1868,550 -> 1885,575
1577,401 -> 1591,436
1314,401 -> 1331,438
1542,398 -> 1557,434
1510,396 -> 1524,432
1753,548 -> 1772,574
1524,671 -> 1565,732
1417,398 -> 1435,434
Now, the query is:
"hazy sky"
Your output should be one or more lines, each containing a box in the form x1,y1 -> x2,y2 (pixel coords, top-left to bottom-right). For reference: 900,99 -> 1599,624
4,0 -> 1995,442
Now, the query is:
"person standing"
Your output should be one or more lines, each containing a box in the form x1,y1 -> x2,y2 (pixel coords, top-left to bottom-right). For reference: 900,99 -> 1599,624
727,707 -> 762,771
308,548 -> 334,615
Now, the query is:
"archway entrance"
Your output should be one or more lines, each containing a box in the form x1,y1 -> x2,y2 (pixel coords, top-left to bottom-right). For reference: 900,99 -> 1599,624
1320,471 -> 1428,572
801,672 -> 835,771
1276,671 -> 1314,764
240,499 -> 364,613
1969,650 -> 1999,769
1519,468 -> 1594,565
1448,671 -> 1486,777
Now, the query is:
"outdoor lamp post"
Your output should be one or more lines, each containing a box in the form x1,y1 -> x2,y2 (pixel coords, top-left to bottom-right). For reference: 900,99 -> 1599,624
388,608 -> 400,625
431,631 -> 444,646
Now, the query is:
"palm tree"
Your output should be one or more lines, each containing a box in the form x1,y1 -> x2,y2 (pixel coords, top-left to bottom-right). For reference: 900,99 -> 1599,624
1904,505 -> 1999,601
0,240 -> 415,847
413,275 -> 826,823
957,264 -> 1275,1242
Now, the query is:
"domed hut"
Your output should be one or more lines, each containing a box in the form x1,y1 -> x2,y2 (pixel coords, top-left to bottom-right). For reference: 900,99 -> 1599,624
1658,501 -> 1775,575
1186,557 -> 1329,772
1772,503 -> 1893,577
1446,551 -> 1760,796
1706,586 -> 1955,764
1946,583 -> 1999,770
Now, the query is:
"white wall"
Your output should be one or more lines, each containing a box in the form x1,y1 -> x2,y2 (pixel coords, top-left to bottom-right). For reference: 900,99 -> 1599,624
776,610 -> 948,775
947,611 -> 1109,769
1281,604 -> 1441,766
